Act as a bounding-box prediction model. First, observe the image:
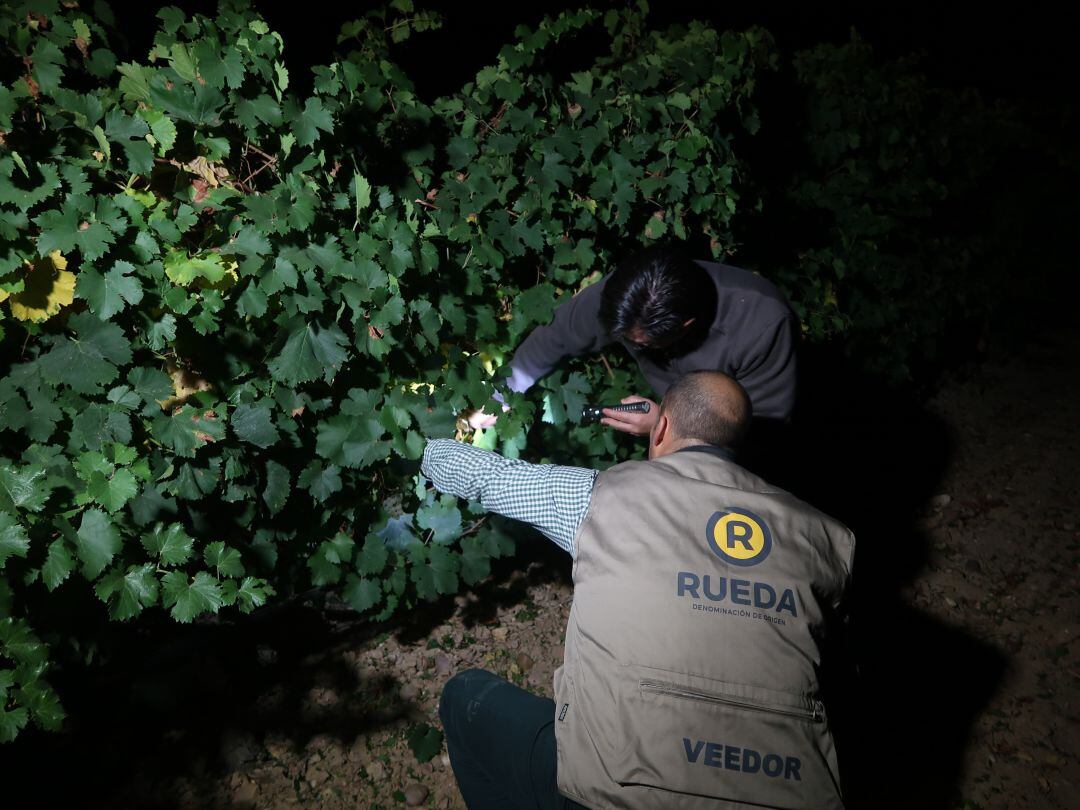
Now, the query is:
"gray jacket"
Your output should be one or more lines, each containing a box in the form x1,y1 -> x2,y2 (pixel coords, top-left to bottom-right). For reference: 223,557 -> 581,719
554,448 -> 854,808
506,261 -> 798,420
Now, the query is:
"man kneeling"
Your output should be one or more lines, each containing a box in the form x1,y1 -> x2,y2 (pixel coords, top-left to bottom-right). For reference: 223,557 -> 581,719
423,372 -> 854,809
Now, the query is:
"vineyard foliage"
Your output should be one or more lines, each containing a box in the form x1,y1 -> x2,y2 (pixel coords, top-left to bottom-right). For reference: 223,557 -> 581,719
0,0 -> 1010,740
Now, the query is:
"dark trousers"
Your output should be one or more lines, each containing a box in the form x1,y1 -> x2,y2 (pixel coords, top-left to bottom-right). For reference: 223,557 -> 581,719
439,668 -> 588,810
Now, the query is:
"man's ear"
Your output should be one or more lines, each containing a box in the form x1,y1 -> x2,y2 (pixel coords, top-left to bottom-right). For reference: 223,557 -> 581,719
652,412 -> 669,449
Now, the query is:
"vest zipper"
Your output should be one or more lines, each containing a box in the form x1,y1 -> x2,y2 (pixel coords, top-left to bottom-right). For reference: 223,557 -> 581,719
639,680 -> 823,722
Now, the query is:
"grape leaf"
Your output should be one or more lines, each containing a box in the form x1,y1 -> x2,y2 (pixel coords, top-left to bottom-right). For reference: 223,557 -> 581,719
343,574 -> 381,613
75,508 -> 120,579
141,523 -> 194,566
0,512 -> 29,569
262,460 -> 290,515
94,563 -> 159,620
231,403 -> 279,449
41,539 -> 74,590
406,722 -> 444,763
161,571 -> 223,623
416,498 -> 462,545
204,541 -> 245,577
77,259 -> 143,320
267,321 -> 349,386
297,461 -> 342,502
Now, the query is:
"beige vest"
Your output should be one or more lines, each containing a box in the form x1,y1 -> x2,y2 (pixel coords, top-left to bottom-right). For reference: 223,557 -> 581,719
554,449 -> 854,809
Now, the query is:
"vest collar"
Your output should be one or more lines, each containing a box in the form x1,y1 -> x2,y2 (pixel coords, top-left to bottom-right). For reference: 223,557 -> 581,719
674,444 -> 736,463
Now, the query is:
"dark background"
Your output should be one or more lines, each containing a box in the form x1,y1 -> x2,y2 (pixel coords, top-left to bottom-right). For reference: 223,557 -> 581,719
102,0 -> 1077,106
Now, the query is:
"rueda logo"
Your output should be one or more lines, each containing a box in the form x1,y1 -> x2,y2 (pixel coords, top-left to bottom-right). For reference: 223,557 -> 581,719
705,508 -> 772,566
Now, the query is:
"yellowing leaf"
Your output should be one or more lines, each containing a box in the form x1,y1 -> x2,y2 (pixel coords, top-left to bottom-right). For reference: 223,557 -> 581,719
6,252 -> 76,322
198,259 -> 239,293
123,187 -> 156,208
163,250 -> 237,288
158,360 -> 214,411
183,156 -> 227,187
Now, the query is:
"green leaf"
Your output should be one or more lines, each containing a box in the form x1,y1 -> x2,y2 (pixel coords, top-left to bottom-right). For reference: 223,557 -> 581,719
416,498 -> 462,544
315,414 -> 387,469
118,63 -> 152,102
0,512 -> 29,569
42,539 -> 74,590
307,532 -> 353,586
0,86 -> 16,131
161,571 -> 223,623
262,460 -> 290,515
78,261 -> 145,321
154,405 -> 226,457
459,536 -> 491,585
35,202 -> 116,260
356,533 -> 389,575
289,97 -> 333,147
141,523 -> 194,566
229,226 -> 271,257
230,577 -> 273,613
406,722 -> 444,763
163,250 -> 230,286
0,704 -> 29,743
37,313 -> 131,394
204,541 -> 245,577
230,404 -> 279,449
75,508 -> 121,579
146,313 -> 177,351
128,367 -> 172,404
297,462 -> 342,502
139,107 -> 177,155
562,372 -> 591,424
514,283 -> 558,327
267,321 -> 349,386
410,544 -> 459,601
84,466 -> 138,513
343,574 -> 381,613
354,172 -> 372,214
94,564 -> 159,621
0,466 -> 49,513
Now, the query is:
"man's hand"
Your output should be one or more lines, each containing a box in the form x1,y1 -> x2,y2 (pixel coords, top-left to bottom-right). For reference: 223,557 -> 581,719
463,405 -> 507,430
601,395 -> 659,436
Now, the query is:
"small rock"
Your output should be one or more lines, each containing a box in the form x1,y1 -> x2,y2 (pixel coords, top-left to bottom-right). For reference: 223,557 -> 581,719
965,559 -> 982,573
404,783 -> 430,806
232,778 -> 258,807
255,645 -> 278,665
400,682 -> 420,701
434,652 -> 452,677
265,739 -> 291,760
440,752 -> 452,769
930,494 -> 951,512
1062,522 -> 1075,532
367,760 -> 387,781
516,653 -> 535,673
944,596 -> 957,608
491,627 -> 509,641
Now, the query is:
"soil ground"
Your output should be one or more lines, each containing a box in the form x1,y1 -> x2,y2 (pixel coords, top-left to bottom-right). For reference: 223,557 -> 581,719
4,327 -> 1078,809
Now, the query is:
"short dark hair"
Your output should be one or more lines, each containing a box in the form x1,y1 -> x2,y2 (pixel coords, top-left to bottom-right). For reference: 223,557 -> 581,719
598,246 -> 715,344
661,371 -> 751,448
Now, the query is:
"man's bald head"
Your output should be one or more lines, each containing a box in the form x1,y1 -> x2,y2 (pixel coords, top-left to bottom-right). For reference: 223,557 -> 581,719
660,371 -> 751,449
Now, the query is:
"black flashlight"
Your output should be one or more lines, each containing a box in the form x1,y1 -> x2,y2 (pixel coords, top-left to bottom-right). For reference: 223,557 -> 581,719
581,401 -> 651,424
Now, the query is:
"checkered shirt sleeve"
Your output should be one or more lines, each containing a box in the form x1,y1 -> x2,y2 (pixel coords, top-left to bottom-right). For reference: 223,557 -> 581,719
421,439 -> 597,558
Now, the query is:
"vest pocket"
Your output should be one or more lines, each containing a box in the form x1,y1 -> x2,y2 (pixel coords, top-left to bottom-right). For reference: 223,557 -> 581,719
639,680 -> 823,722
610,673 -> 843,810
